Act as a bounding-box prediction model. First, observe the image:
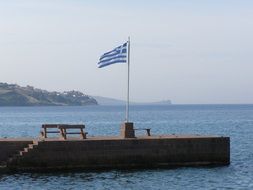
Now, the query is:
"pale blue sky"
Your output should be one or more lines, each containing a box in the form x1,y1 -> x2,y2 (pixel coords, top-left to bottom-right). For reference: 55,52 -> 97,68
0,0 -> 253,103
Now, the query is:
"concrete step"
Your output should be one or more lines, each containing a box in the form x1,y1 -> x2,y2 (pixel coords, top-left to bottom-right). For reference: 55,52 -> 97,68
28,144 -> 38,149
24,146 -> 37,153
5,141 -> 41,167
33,140 -> 39,145
19,150 -> 28,156
5,140 -> 41,168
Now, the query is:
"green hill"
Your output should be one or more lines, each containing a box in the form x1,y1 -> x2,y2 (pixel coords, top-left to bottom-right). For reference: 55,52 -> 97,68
0,83 -> 97,106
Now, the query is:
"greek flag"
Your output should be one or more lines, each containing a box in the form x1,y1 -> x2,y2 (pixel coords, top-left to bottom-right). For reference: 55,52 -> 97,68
98,42 -> 128,68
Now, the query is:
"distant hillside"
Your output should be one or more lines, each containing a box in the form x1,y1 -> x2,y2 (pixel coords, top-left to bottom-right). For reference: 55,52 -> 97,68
93,96 -> 171,106
93,96 -> 126,105
143,100 -> 172,105
0,82 -> 97,106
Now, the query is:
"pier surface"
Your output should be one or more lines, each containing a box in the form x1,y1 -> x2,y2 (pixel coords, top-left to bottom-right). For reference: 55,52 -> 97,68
0,135 -> 230,171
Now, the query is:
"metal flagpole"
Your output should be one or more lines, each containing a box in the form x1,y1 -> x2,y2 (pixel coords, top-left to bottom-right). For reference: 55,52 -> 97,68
126,37 -> 130,122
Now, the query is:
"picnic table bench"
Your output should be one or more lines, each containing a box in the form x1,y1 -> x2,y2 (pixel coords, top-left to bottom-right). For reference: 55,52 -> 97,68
40,124 -> 87,140
134,128 -> 151,136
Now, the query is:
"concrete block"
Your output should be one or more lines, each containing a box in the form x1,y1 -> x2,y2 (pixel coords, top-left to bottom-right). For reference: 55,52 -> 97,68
120,122 -> 135,138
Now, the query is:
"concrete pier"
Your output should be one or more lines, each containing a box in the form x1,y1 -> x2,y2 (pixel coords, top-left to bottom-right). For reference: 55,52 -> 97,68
0,135 -> 230,171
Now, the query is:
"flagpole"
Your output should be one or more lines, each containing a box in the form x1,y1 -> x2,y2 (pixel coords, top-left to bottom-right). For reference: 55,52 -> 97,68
126,37 -> 130,122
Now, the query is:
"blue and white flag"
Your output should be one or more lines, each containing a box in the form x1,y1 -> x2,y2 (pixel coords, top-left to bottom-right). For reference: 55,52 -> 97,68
98,42 -> 128,68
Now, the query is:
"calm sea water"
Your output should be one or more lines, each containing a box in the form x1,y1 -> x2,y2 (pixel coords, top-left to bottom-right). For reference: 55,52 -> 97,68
0,105 -> 252,189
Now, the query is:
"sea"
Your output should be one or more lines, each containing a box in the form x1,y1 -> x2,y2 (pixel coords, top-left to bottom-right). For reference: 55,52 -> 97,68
0,105 -> 252,190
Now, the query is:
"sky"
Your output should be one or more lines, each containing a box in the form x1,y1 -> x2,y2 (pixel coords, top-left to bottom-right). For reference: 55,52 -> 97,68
0,0 -> 253,104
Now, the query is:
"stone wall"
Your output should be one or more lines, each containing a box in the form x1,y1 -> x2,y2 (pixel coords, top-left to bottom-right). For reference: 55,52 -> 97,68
11,137 -> 230,170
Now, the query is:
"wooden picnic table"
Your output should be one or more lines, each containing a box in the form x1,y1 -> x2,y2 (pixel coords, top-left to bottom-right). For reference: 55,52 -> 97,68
58,125 -> 87,140
41,124 -> 87,140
